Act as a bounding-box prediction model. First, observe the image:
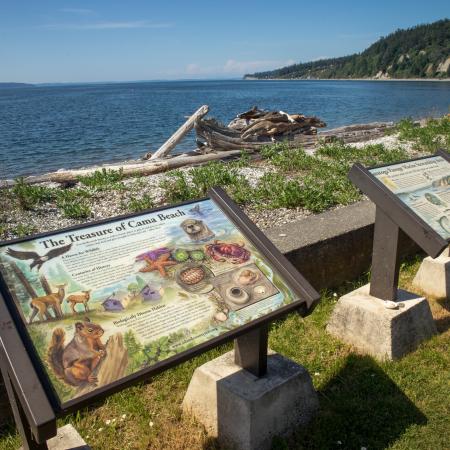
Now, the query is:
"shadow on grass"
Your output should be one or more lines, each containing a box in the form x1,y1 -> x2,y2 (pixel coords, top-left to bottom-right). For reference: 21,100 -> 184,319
435,296 -> 450,333
283,353 -> 427,450
202,353 -> 427,450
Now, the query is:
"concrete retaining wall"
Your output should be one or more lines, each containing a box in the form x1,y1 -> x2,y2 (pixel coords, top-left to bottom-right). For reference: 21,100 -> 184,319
267,200 -> 419,291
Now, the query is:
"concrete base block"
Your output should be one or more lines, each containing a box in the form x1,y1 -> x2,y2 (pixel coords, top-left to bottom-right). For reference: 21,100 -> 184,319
327,284 -> 437,360
183,350 -> 319,450
19,425 -> 90,450
412,248 -> 450,299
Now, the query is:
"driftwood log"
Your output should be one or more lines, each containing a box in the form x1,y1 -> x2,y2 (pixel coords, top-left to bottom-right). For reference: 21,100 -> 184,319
0,121 -> 395,188
195,107 -> 327,151
150,105 -> 209,160
196,118 -> 394,152
0,149 -> 245,187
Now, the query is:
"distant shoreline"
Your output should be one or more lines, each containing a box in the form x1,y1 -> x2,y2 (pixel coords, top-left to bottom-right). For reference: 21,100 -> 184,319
244,77 -> 450,82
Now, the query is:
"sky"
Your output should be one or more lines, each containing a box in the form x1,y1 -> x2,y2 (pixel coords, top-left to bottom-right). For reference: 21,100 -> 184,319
0,1 -> 448,83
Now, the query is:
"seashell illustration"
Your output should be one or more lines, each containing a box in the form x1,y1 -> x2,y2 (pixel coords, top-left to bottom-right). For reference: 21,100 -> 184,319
254,285 -> 266,295
179,266 -> 205,285
225,286 -> 250,305
214,311 -> 228,322
238,269 -> 260,285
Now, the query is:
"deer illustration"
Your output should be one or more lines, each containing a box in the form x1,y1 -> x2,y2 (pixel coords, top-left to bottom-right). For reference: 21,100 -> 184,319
29,284 -> 67,324
66,290 -> 92,313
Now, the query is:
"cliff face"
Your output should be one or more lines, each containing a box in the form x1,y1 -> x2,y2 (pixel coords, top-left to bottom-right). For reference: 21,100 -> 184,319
246,19 -> 450,80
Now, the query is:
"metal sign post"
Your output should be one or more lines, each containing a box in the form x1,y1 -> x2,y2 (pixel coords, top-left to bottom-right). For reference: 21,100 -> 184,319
234,324 -> 268,377
0,292 -> 56,449
369,207 -> 404,301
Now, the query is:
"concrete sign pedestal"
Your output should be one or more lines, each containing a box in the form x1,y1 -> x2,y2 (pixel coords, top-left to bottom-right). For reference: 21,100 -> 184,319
183,350 -> 318,450
19,425 -> 90,450
412,247 -> 450,299
327,284 -> 437,360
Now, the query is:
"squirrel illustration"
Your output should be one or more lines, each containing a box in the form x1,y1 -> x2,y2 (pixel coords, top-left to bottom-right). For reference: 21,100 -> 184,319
48,318 -> 106,386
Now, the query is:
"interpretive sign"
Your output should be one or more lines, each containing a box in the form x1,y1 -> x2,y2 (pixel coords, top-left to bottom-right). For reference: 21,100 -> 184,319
349,151 -> 450,260
0,187 -> 318,411
369,155 -> 450,240
349,150 -> 450,301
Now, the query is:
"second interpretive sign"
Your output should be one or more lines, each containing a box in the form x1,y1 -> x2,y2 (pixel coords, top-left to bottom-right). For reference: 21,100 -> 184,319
369,155 -> 450,239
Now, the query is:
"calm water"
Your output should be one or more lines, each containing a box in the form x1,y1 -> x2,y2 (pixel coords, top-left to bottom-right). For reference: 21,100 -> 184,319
0,80 -> 449,179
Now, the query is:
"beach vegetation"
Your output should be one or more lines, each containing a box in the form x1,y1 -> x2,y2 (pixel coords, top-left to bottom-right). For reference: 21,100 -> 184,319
159,170 -> 195,203
12,178 -> 54,210
78,168 -> 125,191
160,162 -> 251,203
2,116 -> 447,232
54,188 -> 92,219
396,116 -> 450,152
58,202 -> 91,219
128,194 -> 154,212
158,141 -> 408,213
8,223 -> 38,238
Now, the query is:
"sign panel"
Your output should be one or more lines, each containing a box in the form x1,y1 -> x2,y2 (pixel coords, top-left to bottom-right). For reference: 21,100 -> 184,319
369,155 -> 450,240
0,196 -> 308,408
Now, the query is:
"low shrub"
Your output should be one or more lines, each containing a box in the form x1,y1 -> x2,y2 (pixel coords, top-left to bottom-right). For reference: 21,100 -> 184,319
395,116 -> 450,152
128,194 -> 154,212
12,178 -> 55,210
78,168 -> 125,191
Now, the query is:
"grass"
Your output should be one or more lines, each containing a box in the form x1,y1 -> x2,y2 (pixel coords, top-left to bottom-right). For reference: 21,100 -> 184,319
1,257 -> 448,450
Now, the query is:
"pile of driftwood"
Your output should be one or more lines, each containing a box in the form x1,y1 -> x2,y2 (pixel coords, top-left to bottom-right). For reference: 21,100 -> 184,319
195,107 -> 326,152
1,104 -> 395,187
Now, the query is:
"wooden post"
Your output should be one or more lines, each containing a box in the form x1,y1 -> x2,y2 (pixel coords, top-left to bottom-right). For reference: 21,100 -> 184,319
150,105 -> 209,160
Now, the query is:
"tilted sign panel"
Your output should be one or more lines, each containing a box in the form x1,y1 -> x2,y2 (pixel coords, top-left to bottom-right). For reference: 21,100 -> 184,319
369,156 -> 450,240
0,198 -> 302,407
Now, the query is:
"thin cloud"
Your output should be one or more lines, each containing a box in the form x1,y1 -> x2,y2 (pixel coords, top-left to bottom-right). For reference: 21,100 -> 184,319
43,21 -> 174,30
185,59 -> 297,76
59,8 -> 95,15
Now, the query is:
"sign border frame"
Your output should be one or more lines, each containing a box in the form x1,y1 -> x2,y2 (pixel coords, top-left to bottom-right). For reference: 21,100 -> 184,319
348,149 -> 450,258
0,186 -> 320,414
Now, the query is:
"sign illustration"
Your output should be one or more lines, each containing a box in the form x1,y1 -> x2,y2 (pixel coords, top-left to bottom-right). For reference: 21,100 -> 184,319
0,199 -> 300,405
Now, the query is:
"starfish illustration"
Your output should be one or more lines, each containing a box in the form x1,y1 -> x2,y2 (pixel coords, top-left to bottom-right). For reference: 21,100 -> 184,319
139,253 -> 177,277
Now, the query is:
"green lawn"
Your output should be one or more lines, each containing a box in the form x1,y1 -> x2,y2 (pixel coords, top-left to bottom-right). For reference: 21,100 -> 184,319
0,256 -> 449,450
